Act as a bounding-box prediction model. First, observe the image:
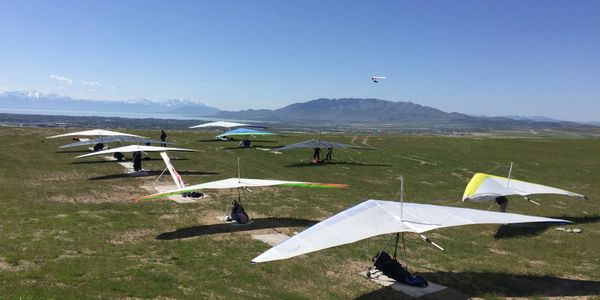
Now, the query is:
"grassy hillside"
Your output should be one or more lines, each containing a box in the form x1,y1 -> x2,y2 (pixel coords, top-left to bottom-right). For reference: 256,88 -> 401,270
0,127 -> 599,299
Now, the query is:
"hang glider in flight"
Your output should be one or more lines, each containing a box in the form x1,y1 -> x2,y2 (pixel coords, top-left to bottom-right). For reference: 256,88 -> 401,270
371,76 -> 386,83
47,129 -> 144,139
251,199 -> 571,263
462,173 -> 587,203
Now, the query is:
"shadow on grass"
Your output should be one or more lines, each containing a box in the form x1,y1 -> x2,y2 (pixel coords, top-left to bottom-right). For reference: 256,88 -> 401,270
55,149 -> 93,153
356,272 -> 600,299
494,215 -> 600,239
156,217 -> 318,240
285,161 -> 392,168
71,158 -> 190,164
89,170 -> 219,180
423,271 -> 600,298
355,285 -> 470,300
223,145 -> 284,150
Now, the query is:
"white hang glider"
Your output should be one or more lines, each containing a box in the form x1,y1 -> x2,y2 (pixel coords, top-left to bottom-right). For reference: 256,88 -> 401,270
60,136 -> 169,149
189,121 -> 251,129
139,178 -> 349,202
137,158 -> 349,223
462,173 -> 587,203
47,129 -> 144,139
75,145 -> 197,176
76,145 -> 196,159
251,199 -> 571,263
371,76 -> 386,83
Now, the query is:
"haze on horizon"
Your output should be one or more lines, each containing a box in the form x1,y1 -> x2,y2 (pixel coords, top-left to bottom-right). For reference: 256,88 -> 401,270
0,0 -> 598,122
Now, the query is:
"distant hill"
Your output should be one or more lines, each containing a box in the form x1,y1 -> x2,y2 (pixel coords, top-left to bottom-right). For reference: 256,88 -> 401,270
0,91 -> 219,116
215,98 -> 582,129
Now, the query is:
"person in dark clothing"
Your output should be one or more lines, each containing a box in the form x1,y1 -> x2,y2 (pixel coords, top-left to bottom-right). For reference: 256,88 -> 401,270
240,138 -> 251,148
133,151 -> 142,171
93,143 -> 104,152
113,152 -> 124,161
325,147 -> 333,161
312,147 -> 321,162
160,130 -> 167,147
495,196 -> 508,212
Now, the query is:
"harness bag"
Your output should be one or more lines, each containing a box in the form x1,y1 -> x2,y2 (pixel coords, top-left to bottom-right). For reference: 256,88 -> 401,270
372,251 -> 428,288
230,200 -> 250,224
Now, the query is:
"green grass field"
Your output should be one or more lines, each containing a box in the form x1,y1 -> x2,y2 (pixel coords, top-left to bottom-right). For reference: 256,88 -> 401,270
1,127 -> 599,299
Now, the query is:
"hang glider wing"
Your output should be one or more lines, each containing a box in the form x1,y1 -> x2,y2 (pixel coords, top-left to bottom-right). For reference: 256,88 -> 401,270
371,76 -> 386,83
60,136 -> 168,148
189,121 -> 250,129
462,173 -> 586,202
252,199 -> 571,263
139,178 -> 349,201
47,129 -> 143,138
275,139 -> 369,151
216,128 -> 276,138
75,145 -> 197,158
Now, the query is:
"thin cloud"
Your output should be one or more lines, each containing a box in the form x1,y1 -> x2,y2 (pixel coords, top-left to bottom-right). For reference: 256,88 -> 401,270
50,74 -> 73,85
81,80 -> 100,86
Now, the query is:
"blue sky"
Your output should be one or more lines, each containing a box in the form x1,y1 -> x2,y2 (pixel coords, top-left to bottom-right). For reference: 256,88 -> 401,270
0,0 -> 598,121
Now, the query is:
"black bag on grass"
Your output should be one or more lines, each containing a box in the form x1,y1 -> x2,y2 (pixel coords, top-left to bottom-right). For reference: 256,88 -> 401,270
372,251 -> 428,288
230,200 -> 250,224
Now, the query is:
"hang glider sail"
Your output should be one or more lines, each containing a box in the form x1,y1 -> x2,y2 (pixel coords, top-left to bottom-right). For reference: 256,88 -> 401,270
252,199 -> 571,263
189,121 -> 251,129
139,178 -> 349,201
60,136 -> 170,149
47,129 -> 143,139
371,76 -> 386,83
274,139 -> 368,152
75,145 -> 196,159
462,173 -> 586,202
216,128 -> 276,139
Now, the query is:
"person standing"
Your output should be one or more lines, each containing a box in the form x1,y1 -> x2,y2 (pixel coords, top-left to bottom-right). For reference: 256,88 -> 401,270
312,147 -> 321,162
160,130 -> 167,147
325,147 -> 333,161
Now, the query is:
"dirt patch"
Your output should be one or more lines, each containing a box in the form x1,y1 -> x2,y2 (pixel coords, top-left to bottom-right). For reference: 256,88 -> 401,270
0,258 -> 34,272
398,156 -> 438,166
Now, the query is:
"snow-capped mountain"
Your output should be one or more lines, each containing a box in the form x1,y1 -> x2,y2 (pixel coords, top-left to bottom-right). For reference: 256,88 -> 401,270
0,91 -> 219,116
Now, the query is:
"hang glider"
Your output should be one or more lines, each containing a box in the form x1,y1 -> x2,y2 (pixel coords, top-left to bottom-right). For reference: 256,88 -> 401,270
60,136 -> 170,149
75,145 -> 196,159
189,121 -> 258,129
274,139 -> 368,152
215,128 -> 276,139
47,129 -> 143,139
139,178 -> 349,201
462,173 -> 586,202
371,76 -> 386,83
75,144 -> 197,174
251,199 -> 571,263
137,157 -> 349,224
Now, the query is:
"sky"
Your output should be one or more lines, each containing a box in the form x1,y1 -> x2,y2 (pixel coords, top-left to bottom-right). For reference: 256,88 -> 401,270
0,0 -> 599,121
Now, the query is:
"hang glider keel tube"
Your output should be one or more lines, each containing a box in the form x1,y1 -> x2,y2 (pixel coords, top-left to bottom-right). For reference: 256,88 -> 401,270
152,152 -> 204,199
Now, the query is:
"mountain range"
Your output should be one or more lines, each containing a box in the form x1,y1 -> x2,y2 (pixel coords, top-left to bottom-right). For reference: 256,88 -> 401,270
215,98 -> 585,129
0,92 -> 592,129
0,91 -> 219,116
